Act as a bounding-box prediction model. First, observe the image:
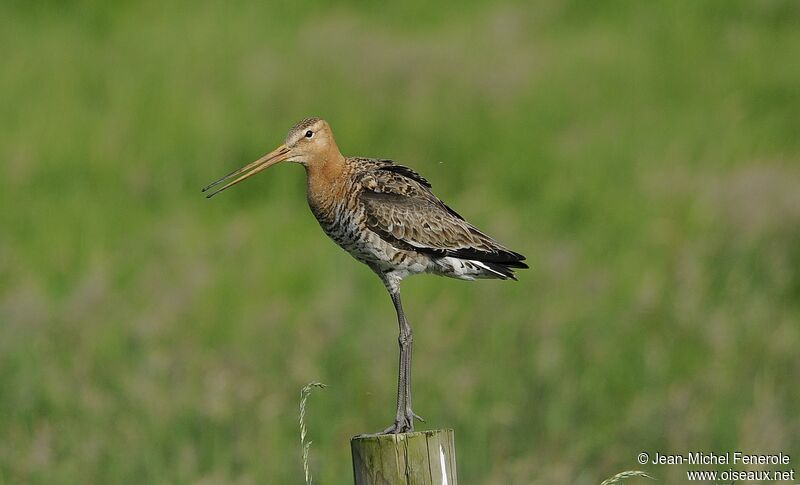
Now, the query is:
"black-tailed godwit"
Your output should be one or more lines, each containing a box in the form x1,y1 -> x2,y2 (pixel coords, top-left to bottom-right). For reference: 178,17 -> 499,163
204,117 -> 527,434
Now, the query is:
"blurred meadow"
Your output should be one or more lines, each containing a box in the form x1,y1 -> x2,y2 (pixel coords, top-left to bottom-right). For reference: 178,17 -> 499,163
2,1 -> 799,483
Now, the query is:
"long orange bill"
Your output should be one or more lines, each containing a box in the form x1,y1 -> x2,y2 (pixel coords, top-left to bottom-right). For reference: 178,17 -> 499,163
202,144 -> 291,198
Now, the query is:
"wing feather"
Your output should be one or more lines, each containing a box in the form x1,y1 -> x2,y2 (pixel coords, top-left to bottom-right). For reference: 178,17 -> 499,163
358,164 -> 527,267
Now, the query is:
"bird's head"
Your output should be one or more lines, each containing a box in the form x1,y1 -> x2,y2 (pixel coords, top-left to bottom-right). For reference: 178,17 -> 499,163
203,117 -> 339,198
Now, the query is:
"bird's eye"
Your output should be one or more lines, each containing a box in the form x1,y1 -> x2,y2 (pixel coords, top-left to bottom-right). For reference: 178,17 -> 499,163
305,130 -> 314,138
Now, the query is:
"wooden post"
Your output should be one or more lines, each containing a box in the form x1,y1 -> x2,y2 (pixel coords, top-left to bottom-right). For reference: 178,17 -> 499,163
351,429 -> 457,485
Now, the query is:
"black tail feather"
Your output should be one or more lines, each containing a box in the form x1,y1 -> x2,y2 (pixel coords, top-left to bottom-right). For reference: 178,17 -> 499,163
481,261 -> 521,280
447,247 -> 528,266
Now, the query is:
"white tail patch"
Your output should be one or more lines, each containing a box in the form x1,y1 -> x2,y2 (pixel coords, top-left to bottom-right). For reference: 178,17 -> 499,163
471,260 -> 507,279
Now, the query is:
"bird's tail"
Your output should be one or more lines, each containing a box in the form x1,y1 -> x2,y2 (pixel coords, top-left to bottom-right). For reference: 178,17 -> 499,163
436,248 -> 528,281
471,259 -> 529,281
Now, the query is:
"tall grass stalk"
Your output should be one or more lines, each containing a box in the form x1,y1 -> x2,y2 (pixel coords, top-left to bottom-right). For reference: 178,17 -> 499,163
299,382 -> 327,485
601,470 -> 654,485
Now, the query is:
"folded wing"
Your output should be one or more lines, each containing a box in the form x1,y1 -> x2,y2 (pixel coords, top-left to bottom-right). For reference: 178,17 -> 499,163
358,164 -> 528,271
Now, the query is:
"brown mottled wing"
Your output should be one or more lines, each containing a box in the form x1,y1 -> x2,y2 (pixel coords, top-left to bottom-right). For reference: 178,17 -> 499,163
358,164 -> 527,266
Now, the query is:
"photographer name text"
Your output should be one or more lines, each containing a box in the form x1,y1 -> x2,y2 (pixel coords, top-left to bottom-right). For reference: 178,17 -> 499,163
651,451 -> 790,466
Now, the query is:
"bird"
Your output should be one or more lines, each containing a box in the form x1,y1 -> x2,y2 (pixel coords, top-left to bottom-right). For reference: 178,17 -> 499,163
203,117 -> 527,434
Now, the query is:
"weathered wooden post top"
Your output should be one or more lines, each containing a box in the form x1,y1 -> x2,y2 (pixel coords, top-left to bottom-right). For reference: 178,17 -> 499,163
351,429 -> 457,485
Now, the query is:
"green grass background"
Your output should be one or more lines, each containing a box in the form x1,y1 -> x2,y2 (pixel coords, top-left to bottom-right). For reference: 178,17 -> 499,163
2,1 -> 799,483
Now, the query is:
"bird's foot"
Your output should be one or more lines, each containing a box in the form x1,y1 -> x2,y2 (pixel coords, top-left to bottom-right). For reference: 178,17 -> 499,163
355,409 -> 425,438
355,418 -> 411,438
407,408 -> 425,424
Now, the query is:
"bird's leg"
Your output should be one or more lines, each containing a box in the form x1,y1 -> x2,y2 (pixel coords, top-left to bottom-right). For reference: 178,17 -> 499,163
362,290 -> 416,436
355,288 -> 425,438
398,293 -> 424,428
394,290 -> 414,432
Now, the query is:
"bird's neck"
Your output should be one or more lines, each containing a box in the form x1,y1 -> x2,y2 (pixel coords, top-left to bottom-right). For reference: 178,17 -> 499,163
305,148 -> 349,215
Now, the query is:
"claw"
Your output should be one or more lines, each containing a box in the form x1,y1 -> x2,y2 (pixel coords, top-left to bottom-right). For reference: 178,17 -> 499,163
355,422 -> 408,438
356,412 -> 418,437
